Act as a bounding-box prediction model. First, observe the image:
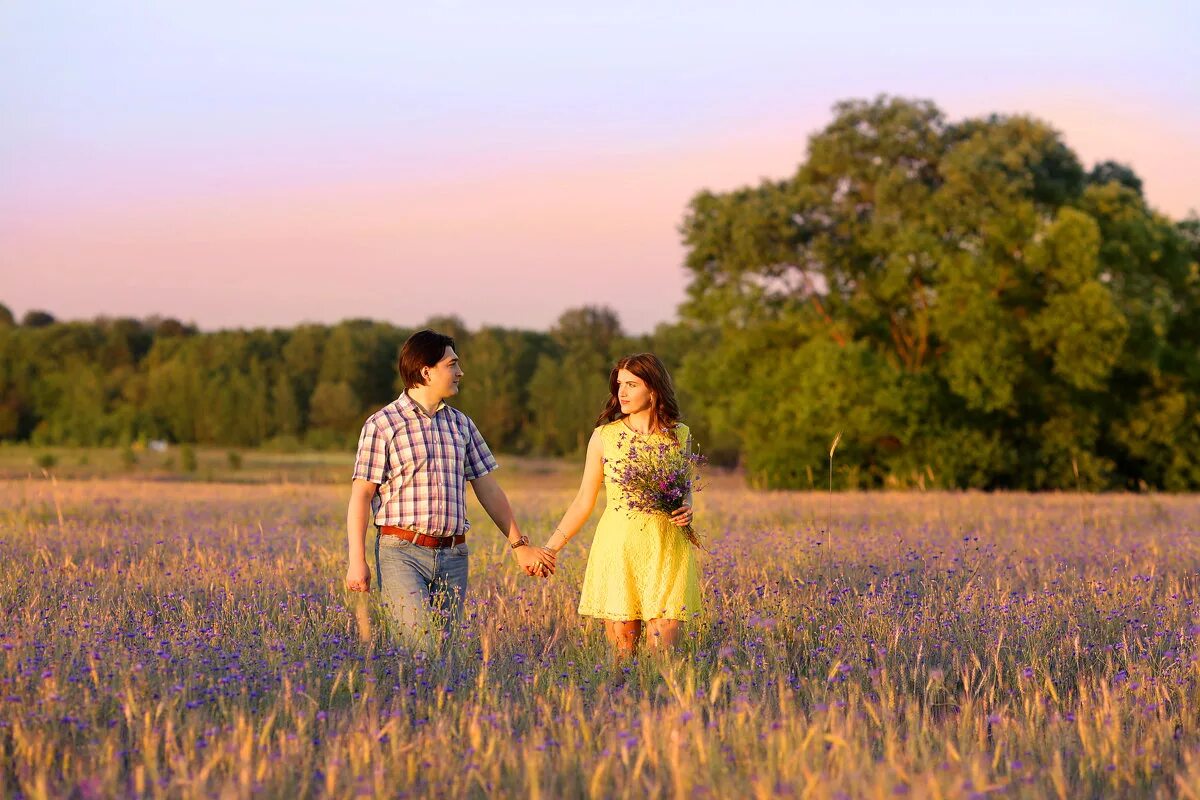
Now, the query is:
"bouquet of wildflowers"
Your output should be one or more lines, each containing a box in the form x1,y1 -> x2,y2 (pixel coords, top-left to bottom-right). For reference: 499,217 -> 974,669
611,434 -> 706,549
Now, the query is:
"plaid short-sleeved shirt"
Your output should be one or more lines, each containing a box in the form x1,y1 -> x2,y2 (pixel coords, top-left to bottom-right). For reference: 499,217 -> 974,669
352,391 -> 499,536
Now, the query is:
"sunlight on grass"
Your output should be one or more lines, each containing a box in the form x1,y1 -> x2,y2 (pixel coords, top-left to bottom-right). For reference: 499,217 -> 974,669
2,478 -> 1198,797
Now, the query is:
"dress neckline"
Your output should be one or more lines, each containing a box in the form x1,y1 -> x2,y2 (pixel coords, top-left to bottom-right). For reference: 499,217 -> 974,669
620,418 -> 678,438
618,419 -> 652,437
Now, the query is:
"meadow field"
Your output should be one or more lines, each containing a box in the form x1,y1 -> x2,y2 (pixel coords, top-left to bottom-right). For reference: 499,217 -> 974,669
3,472 -> 1199,798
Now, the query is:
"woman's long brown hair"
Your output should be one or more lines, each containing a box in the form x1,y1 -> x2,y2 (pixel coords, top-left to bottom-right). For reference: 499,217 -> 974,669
594,353 -> 681,434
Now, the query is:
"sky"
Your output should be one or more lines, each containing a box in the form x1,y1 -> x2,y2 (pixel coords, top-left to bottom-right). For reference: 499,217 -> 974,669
2,1 -> 1197,334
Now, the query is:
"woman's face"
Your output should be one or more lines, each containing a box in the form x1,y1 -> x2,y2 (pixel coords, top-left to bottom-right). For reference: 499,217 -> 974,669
616,368 -> 654,415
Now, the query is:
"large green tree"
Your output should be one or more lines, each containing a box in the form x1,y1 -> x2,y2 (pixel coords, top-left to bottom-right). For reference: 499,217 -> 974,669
677,95 -> 1199,489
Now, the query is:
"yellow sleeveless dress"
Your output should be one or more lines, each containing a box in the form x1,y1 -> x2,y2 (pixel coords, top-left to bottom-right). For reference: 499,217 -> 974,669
576,420 -> 703,622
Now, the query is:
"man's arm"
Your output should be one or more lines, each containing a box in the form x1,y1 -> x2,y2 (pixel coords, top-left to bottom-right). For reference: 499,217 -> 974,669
470,473 -> 556,575
345,478 -> 378,592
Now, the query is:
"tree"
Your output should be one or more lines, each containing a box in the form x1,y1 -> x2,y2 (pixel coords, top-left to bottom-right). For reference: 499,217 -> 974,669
271,371 -> 302,438
549,306 -> 622,357
318,324 -> 366,393
676,95 -> 1198,489
214,358 -> 270,446
282,324 -> 326,426
527,353 -> 608,455
450,327 -> 531,451
1087,160 -> 1144,196
309,381 -> 363,435
21,310 -> 56,327
523,307 -> 625,455
145,316 -> 194,338
421,315 -> 470,344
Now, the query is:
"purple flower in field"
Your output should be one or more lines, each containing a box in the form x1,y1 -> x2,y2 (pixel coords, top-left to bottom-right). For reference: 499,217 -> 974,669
611,431 -> 706,549
72,778 -> 104,800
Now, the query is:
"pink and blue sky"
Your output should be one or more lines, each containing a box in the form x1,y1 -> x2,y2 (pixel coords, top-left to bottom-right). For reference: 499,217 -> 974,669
2,1 -> 1197,334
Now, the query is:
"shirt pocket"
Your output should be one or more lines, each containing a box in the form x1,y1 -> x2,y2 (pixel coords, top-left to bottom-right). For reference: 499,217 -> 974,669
451,426 -> 469,461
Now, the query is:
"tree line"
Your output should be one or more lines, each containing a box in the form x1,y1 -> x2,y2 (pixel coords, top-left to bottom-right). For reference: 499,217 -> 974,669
2,96 -> 1197,490
0,306 -> 651,458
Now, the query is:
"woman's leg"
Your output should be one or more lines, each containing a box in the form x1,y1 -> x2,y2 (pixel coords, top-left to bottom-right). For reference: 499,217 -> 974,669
604,620 -> 642,658
644,618 -> 682,652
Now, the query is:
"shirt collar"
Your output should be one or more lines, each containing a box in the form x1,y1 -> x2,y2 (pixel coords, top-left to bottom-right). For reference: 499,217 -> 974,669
398,390 -> 446,419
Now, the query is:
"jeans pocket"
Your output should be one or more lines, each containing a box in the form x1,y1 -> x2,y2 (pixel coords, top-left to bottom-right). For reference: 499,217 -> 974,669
451,542 -> 469,557
378,535 -> 412,549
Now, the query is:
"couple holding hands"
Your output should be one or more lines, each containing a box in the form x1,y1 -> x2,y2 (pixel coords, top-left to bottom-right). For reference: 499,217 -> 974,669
345,330 -> 701,659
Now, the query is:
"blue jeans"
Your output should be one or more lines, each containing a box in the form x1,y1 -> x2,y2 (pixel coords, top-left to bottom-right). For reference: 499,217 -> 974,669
374,533 -> 469,648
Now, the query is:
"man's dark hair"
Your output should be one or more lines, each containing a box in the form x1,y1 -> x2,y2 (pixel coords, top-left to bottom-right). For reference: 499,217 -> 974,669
398,329 -> 456,388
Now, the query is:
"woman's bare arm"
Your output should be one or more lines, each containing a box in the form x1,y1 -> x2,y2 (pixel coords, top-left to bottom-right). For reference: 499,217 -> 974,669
544,428 -> 605,553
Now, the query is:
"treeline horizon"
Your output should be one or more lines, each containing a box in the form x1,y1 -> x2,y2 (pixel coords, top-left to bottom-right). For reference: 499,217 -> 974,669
0,304 -> 683,459
3,95 -> 1198,491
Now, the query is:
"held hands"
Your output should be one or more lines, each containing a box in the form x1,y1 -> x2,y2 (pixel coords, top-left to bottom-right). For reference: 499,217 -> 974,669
670,504 -> 694,527
529,532 -> 565,578
516,544 -> 557,578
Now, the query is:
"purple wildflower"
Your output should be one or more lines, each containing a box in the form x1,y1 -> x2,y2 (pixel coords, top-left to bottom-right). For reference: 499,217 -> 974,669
610,433 -> 706,548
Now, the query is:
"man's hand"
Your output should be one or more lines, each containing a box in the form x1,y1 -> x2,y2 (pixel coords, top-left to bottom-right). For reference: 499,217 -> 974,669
515,545 -> 556,577
345,558 -> 371,592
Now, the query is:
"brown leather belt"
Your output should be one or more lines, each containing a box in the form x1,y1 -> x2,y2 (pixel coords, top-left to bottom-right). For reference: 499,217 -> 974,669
379,526 -> 465,549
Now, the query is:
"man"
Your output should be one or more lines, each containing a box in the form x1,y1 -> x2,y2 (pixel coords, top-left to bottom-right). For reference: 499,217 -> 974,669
344,329 -> 555,645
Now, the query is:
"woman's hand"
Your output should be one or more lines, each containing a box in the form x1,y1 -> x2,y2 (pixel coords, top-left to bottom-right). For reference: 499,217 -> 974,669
670,504 -> 693,527
533,543 -> 562,577
516,545 -> 556,577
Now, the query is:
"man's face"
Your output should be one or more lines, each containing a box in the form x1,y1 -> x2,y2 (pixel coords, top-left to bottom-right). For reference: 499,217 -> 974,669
422,346 -> 464,397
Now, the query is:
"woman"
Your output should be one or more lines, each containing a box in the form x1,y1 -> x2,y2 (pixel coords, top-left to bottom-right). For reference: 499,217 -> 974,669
541,353 -> 702,658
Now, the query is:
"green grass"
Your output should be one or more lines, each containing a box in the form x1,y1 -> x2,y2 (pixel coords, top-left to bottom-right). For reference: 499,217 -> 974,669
0,443 -> 581,487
